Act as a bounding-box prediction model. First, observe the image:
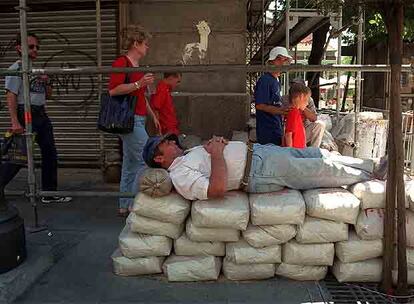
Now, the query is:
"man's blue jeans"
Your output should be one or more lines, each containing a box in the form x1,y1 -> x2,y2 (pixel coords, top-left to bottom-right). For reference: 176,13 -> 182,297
119,115 -> 148,209
248,144 -> 373,193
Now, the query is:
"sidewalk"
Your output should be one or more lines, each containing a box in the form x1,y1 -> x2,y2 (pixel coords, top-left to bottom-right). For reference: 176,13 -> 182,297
3,169 -> 330,304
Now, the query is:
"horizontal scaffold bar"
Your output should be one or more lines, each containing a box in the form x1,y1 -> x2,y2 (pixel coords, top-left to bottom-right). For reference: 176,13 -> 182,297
0,64 -> 412,76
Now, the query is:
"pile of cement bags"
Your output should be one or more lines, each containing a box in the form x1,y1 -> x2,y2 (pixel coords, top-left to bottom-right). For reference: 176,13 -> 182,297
112,179 -> 414,284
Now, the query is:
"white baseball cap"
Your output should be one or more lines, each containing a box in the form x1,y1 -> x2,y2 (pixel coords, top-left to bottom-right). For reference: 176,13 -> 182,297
268,46 -> 293,61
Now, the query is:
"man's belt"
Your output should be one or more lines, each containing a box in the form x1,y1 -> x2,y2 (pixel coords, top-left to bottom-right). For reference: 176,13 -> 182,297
240,141 -> 254,192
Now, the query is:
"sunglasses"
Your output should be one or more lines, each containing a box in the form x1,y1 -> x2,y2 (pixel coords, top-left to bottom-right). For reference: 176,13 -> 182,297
29,44 -> 40,50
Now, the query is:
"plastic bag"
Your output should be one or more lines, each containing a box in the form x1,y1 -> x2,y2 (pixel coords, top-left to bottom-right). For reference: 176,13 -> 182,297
349,180 -> 386,210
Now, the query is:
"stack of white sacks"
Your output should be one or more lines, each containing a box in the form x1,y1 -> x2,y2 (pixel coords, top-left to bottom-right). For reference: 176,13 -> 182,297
112,178 -> 414,284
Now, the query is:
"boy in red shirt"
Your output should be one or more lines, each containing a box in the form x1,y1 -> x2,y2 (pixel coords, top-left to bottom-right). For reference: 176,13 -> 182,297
284,83 -> 311,148
150,72 -> 182,135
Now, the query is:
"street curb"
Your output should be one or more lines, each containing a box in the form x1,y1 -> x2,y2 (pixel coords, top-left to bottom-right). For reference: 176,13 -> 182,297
0,244 -> 54,304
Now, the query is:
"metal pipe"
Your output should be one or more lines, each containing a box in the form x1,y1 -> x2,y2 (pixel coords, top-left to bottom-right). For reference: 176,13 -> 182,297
0,64 -> 409,76
39,191 -> 135,198
354,5 -> 363,157
0,65 -> 412,76
261,0 -> 265,66
285,0 -> 290,95
96,0 -> 105,175
18,0 -> 39,227
335,10 -> 342,122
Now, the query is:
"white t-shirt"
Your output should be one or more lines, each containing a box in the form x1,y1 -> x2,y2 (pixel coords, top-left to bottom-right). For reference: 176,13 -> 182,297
168,141 -> 247,201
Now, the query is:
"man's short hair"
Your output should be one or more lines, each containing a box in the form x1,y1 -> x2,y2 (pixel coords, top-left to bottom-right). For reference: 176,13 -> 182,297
163,72 -> 181,79
289,83 -> 311,100
15,32 -> 39,46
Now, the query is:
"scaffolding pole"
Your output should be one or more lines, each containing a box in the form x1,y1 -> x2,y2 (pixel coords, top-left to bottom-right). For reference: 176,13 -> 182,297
285,0 -> 290,94
1,64 -> 411,77
18,0 -> 41,230
335,10 -> 343,121
96,0 -> 105,175
354,5 -> 364,157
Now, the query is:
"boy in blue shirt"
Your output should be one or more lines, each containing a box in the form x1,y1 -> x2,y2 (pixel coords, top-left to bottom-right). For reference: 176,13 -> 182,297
254,46 -> 292,145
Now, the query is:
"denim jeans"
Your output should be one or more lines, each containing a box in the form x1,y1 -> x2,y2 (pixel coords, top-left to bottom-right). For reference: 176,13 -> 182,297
18,105 -> 58,191
248,144 -> 373,193
119,115 -> 148,209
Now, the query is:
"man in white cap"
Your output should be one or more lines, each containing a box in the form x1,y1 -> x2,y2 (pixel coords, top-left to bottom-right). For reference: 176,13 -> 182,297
254,46 -> 292,145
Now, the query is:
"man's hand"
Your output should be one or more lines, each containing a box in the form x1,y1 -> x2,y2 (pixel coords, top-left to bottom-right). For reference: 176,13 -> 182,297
11,121 -> 24,134
204,136 -> 228,155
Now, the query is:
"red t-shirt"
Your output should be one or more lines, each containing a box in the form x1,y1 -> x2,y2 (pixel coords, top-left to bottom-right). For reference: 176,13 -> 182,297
108,56 -> 147,116
150,81 -> 179,135
284,108 -> 306,148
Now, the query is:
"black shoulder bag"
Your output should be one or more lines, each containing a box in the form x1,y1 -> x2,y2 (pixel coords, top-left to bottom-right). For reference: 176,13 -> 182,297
97,56 -> 137,134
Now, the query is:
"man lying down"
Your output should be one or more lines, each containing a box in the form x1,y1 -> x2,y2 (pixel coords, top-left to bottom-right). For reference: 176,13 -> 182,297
142,134 -> 386,201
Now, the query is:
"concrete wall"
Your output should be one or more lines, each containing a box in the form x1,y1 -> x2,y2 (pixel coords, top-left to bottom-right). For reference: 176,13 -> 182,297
129,0 -> 248,139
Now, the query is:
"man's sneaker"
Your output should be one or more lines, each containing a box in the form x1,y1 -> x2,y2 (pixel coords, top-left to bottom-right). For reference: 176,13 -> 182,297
41,196 -> 72,204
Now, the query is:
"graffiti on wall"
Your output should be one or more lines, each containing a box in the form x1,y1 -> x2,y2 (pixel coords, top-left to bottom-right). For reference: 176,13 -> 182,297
181,20 -> 211,65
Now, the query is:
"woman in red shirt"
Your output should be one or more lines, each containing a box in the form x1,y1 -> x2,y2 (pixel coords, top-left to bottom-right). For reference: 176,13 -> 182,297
108,25 -> 154,217
284,84 -> 311,149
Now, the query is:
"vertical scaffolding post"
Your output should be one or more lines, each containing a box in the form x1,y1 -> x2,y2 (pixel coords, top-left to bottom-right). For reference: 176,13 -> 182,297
284,0 -> 290,94
354,5 -> 363,157
261,0 -> 265,66
335,11 -> 342,121
96,0 -> 104,172
18,0 -> 38,227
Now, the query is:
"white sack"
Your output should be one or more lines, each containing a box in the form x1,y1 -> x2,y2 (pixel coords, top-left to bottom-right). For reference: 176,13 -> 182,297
163,255 -> 221,282
242,224 -> 297,248
318,114 -> 333,131
174,233 -> 225,256
118,224 -> 172,258
320,130 -> 338,152
250,189 -> 306,225
392,270 -> 414,285
296,216 -> 348,244
354,209 -> 384,240
303,188 -> 360,224
223,258 -> 275,281
226,239 -> 281,264
332,258 -> 383,282
283,240 -> 334,266
350,180 -> 386,209
192,191 -> 249,230
127,213 -> 183,239
132,192 -> 190,224
335,230 -> 383,263
393,248 -> 414,270
276,263 -> 327,281
111,249 -> 164,276
186,218 -> 240,242
407,210 -> 414,247
406,180 -> 414,211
